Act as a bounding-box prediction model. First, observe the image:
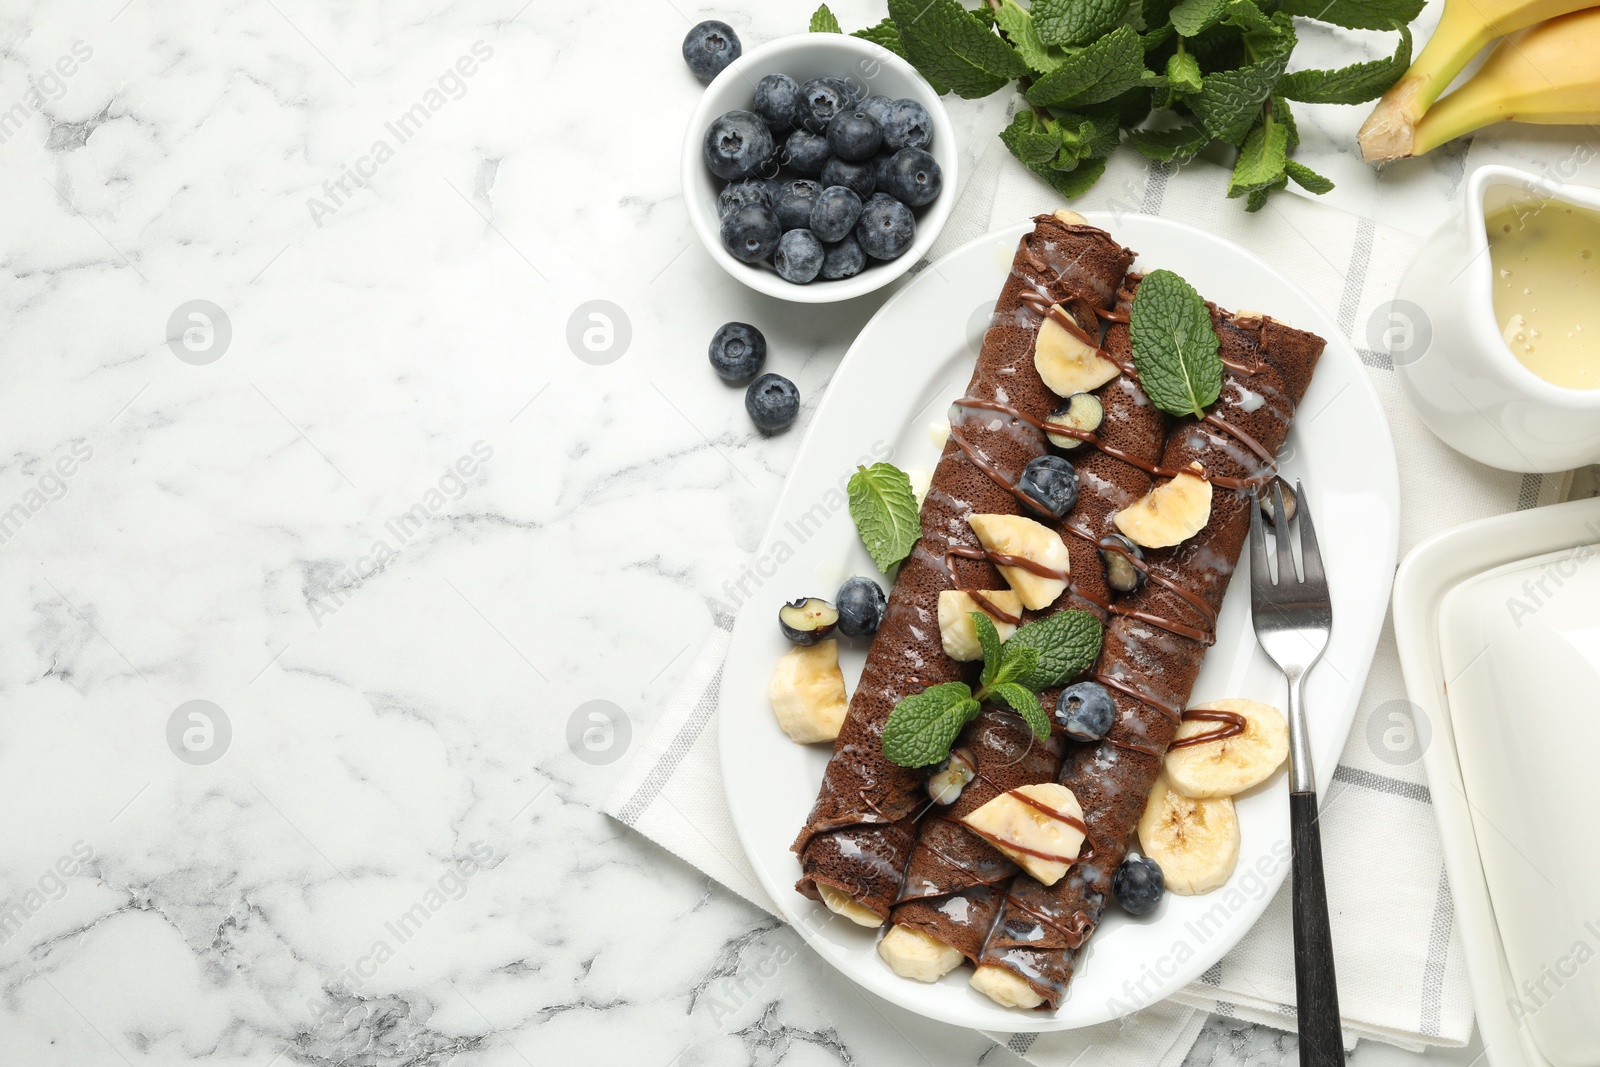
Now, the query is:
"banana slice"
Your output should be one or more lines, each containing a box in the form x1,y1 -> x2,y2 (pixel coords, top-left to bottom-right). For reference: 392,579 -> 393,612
971,964 -> 1045,1008
818,883 -> 883,927
1112,462 -> 1213,549
966,514 -> 1069,610
1137,775 -> 1239,895
878,925 -> 963,982
1165,698 -> 1290,799
961,782 -> 1085,887
938,589 -> 1023,661
1034,305 -> 1121,399
768,641 -> 849,745
1051,209 -> 1088,226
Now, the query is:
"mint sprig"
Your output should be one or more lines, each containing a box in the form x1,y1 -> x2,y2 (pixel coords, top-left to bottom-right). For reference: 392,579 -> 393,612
810,4 -> 841,32
1130,269 -> 1223,420
811,0 -> 1417,211
882,610 -> 1104,767
847,463 -> 919,574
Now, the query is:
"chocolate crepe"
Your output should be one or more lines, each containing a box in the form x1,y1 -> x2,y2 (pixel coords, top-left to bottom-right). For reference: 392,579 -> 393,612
888,283 -> 1172,961
792,215 -> 1136,921
976,297 -> 1327,1008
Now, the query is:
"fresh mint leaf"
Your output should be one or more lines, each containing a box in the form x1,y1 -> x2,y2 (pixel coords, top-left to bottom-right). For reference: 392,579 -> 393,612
882,682 -> 979,767
1273,95 -> 1300,148
994,0 -> 1066,73
810,4 -> 842,32
973,611 -> 1004,688
1025,26 -> 1146,109
1277,26 -> 1411,103
1000,110 -> 1065,166
1277,0 -> 1425,29
1221,0 -> 1277,33
847,463 -> 920,573
1025,153 -> 1110,199
1285,159 -> 1335,194
1245,173 -> 1288,212
1189,17 -> 1296,144
1007,609 -> 1104,690
1130,269 -> 1223,419
989,682 -> 1052,740
1033,0 -> 1128,47
1129,122 -> 1209,161
987,644 -> 1040,690
1168,0 -> 1230,36
888,0 -> 1029,99
1166,49 -> 1203,95
1227,113 -> 1288,199
854,18 -> 906,56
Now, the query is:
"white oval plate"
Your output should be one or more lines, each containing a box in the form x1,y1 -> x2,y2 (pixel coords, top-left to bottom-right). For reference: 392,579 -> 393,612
718,214 -> 1400,1031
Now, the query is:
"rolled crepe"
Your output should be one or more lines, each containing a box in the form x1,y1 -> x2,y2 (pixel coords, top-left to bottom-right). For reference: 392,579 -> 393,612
975,298 -> 1327,1009
888,282 -> 1171,961
792,214 -> 1136,922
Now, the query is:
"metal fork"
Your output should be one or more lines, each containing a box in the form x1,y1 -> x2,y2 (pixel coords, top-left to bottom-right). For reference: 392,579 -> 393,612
1249,480 -> 1341,1067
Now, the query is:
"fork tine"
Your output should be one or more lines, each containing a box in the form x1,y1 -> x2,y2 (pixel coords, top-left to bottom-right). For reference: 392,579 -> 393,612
1249,488 -> 1272,598
1273,480 -> 1297,584
1294,480 -> 1326,589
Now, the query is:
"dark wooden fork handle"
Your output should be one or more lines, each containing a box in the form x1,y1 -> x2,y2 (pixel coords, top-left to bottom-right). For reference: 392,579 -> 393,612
1290,790 -> 1343,1067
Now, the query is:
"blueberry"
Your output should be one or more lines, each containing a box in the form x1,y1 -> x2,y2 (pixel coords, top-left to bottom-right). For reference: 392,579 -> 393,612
720,204 -> 780,263
826,110 -> 883,162
704,110 -> 773,182
718,179 -> 771,220
746,373 -> 800,433
779,597 -> 838,644
820,156 -> 876,199
1018,455 -> 1079,519
708,322 -> 767,382
883,97 -> 934,150
1097,533 -> 1145,593
835,576 -> 887,637
751,73 -> 803,133
682,20 -> 741,82
860,94 -> 895,126
883,147 -> 943,208
809,186 -> 863,243
1113,853 -> 1166,916
1056,681 -> 1115,741
773,179 -> 823,231
774,228 -> 825,283
882,98 -> 934,151
798,77 -> 849,133
820,235 -> 866,280
855,193 -> 915,260
821,76 -> 864,106
783,130 -> 831,178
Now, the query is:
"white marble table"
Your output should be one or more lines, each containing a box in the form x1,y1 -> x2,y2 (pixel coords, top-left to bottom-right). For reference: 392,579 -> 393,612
2,0 -> 1589,1063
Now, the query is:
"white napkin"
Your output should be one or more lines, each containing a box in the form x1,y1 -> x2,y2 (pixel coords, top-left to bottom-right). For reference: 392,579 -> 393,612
607,139 -> 1571,1066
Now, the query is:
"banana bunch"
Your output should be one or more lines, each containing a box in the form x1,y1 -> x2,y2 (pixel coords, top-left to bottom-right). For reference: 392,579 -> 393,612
1360,2 -> 1600,160
1138,699 -> 1289,895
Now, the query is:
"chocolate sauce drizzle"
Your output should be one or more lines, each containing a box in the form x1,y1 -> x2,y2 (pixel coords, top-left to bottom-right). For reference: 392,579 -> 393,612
1168,706 -> 1248,748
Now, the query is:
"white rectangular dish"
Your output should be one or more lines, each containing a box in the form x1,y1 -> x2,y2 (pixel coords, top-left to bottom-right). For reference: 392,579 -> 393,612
1393,495 -> 1600,1067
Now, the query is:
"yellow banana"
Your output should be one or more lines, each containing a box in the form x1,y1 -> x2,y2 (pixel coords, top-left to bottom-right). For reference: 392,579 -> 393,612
1409,8 -> 1600,156
1358,0 -> 1600,160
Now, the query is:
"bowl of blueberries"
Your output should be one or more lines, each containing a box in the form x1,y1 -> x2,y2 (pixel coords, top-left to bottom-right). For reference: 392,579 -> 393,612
681,29 -> 957,303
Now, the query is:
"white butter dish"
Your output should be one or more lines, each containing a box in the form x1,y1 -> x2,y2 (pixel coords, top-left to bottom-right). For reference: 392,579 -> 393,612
1394,496 -> 1600,1067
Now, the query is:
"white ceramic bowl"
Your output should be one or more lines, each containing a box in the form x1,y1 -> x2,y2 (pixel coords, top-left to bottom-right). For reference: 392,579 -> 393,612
681,33 -> 957,303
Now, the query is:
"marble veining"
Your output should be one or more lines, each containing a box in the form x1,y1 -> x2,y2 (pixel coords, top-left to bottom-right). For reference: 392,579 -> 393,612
0,0 -> 1569,1063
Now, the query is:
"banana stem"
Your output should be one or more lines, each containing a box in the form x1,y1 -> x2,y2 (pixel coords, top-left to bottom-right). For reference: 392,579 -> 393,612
1358,14 -> 1496,160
